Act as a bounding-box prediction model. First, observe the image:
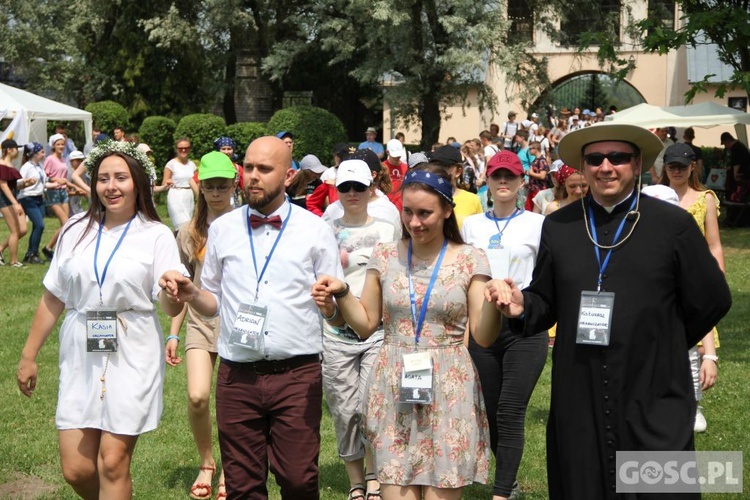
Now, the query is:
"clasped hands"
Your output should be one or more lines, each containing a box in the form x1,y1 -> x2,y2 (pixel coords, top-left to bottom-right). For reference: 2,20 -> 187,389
484,278 -> 525,318
310,275 -> 346,318
159,270 -> 199,304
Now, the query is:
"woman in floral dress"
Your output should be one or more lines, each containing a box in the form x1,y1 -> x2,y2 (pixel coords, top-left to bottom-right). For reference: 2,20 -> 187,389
312,164 -> 491,499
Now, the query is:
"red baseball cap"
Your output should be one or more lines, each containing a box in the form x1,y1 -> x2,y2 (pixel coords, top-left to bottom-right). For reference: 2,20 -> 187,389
486,150 -> 524,177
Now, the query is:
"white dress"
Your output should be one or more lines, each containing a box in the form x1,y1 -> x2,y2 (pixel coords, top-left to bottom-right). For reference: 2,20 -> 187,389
43,213 -> 184,435
165,158 -> 197,230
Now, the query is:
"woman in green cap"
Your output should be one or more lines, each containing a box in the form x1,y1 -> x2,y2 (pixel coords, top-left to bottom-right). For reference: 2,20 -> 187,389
166,151 -> 238,500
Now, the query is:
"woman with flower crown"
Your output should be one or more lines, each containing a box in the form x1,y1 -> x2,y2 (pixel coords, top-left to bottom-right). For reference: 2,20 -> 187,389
17,141 -> 186,499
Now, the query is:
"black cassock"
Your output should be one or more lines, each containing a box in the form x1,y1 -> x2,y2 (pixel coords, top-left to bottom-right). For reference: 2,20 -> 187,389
513,192 -> 731,499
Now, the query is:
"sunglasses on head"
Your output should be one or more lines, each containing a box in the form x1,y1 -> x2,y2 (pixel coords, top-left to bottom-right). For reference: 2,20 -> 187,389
337,182 -> 368,193
583,152 -> 635,166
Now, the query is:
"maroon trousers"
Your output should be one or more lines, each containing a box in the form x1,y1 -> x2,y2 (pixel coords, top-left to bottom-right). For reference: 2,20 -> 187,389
216,358 -> 322,499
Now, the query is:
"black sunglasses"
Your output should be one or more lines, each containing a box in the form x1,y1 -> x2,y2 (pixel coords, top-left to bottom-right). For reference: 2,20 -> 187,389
337,182 -> 368,193
583,152 -> 635,166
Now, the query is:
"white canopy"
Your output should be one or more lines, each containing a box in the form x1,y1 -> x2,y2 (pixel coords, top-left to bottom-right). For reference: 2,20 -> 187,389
0,82 -> 92,150
605,101 -> 749,144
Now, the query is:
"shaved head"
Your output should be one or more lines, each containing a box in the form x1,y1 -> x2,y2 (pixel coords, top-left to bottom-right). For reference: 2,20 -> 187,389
243,136 -> 295,214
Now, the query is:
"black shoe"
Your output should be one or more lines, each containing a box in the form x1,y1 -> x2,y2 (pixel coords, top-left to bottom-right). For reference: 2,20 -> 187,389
28,253 -> 44,264
42,247 -> 54,260
23,254 -> 30,263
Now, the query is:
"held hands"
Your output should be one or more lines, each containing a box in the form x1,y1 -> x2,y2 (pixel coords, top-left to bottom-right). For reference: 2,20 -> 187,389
485,278 -> 525,318
17,357 -> 38,398
159,270 -> 198,304
311,275 -> 345,316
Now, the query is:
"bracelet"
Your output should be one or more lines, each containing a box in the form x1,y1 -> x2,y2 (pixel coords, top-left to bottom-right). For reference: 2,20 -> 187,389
166,335 -> 180,343
333,282 -> 350,299
702,354 -> 718,363
321,306 -> 339,321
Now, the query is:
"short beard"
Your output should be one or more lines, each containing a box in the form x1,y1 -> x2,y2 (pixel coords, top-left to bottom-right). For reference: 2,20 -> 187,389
245,182 -> 285,211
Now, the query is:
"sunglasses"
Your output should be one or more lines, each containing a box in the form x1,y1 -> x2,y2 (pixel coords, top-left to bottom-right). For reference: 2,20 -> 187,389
337,182 -> 369,193
177,147 -> 191,152
583,152 -> 635,166
201,184 -> 233,192
665,163 -> 690,172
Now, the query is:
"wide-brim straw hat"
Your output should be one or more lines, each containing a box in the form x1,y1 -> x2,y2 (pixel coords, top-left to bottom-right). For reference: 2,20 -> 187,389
558,123 -> 663,170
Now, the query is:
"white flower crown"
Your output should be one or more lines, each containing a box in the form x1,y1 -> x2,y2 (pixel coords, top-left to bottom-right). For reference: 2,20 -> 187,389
84,140 -> 157,180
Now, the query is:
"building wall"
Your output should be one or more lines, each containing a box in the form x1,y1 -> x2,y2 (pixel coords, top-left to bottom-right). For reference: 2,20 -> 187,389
385,0 -> 747,154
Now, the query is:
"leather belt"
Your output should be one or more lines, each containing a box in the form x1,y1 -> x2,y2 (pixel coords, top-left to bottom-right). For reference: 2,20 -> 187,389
220,354 -> 319,375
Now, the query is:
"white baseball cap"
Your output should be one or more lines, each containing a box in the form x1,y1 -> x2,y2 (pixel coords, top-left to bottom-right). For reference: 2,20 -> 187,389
386,138 -> 405,159
68,150 -> 85,161
335,160 -> 372,187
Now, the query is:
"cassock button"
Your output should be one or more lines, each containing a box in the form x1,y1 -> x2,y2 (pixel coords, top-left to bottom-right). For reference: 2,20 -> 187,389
604,395 -> 609,401
609,455 -> 614,461
606,425 -> 612,431
604,379 -> 609,385
610,469 -> 615,475
602,364 -> 608,370
603,230 -> 610,235
608,440 -> 614,447
602,273 -> 608,279
605,409 -> 611,415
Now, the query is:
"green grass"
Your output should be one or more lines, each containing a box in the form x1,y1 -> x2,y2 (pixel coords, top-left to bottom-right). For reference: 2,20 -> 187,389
0,207 -> 748,499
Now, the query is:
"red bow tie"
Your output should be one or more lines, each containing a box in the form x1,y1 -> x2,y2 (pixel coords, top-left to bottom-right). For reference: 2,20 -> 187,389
249,214 -> 283,230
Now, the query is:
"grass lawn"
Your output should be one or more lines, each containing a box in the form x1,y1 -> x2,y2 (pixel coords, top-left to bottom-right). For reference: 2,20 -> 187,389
0,205 -> 747,499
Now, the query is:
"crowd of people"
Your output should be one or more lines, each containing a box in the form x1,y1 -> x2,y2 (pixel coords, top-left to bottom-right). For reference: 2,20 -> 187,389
9,111 -> 733,500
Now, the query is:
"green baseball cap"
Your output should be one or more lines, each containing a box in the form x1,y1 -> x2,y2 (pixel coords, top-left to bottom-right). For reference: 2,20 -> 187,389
199,151 -> 237,180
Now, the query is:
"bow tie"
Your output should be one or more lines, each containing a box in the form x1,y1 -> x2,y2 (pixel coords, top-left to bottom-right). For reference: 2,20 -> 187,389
249,214 -> 283,230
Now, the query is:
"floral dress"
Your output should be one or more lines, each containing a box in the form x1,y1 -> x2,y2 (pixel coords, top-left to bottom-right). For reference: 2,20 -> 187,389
364,241 -> 491,488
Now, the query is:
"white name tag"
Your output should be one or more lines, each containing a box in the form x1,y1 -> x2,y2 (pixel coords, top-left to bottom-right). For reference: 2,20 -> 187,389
576,291 -> 615,346
229,303 -> 268,354
86,309 -> 118,352
485,247 -> 511,280
400,352 -> 433,404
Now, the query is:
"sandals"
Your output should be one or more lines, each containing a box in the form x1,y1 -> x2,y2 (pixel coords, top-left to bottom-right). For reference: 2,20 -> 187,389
189,464 -> 216,500
348,484 -> 366,500
216,481 -> 227,499
364,472 -> 381,499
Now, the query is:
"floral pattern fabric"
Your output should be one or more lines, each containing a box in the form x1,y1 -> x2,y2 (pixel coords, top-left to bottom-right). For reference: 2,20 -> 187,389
364,241 -> 491,488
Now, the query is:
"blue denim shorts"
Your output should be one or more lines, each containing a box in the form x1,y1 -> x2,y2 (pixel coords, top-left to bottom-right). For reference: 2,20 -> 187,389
45,188 -> 69,206
0,190 -> 10,209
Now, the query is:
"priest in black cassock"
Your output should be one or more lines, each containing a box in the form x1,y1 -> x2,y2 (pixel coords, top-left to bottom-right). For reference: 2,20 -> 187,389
475,123 -> 731,499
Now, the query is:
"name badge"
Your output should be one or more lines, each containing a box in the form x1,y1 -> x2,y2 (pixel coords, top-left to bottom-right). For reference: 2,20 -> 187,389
485,247 -> 511,280
488,234 -> 504,249
229,303 -> 268,354
86,310 -> 118,352
399,352 -> 433,404
576,291 -> 615,346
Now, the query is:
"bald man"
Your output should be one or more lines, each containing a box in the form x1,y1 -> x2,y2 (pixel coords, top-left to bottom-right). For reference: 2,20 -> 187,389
162,136 -> 343,498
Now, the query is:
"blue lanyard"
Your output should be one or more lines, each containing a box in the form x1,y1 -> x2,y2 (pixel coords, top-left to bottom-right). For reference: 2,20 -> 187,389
246,203 -> 292,301
94,215 -> 136,305
407,239 -> 448,345
587,196 -> 637,292
486,208 -> 521,243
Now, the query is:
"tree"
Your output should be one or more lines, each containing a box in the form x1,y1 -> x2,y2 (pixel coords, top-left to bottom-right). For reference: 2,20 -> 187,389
572,0 -> 750,102
263,0 -> 543,149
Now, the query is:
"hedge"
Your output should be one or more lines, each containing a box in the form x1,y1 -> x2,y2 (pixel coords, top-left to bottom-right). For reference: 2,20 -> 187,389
139,116 -> 177,177
226,122 -> 267,156
267,106 -> 347,164
85,101 -> 130,136
174,114 -> 227,159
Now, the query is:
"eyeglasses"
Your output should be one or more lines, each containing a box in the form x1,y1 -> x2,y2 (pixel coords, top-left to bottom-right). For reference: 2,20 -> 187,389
337,182 -> 369,193
583,152 -> 635,166
665,163 -> 690,172
201,184 -> 233,192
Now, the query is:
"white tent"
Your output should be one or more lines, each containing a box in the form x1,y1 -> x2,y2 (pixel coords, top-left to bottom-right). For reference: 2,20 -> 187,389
605,101 -> 750,144
0,82 -> 92,150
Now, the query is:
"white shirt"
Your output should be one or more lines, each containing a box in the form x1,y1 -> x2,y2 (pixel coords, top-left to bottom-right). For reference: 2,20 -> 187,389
322,192 -> 402,239
165,159 -> 196,188
319,167 -> 336,182
461,210 -> 544,287
201,200 -> 344,362
484,144 -> 499,162
18,161 -> 46,198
